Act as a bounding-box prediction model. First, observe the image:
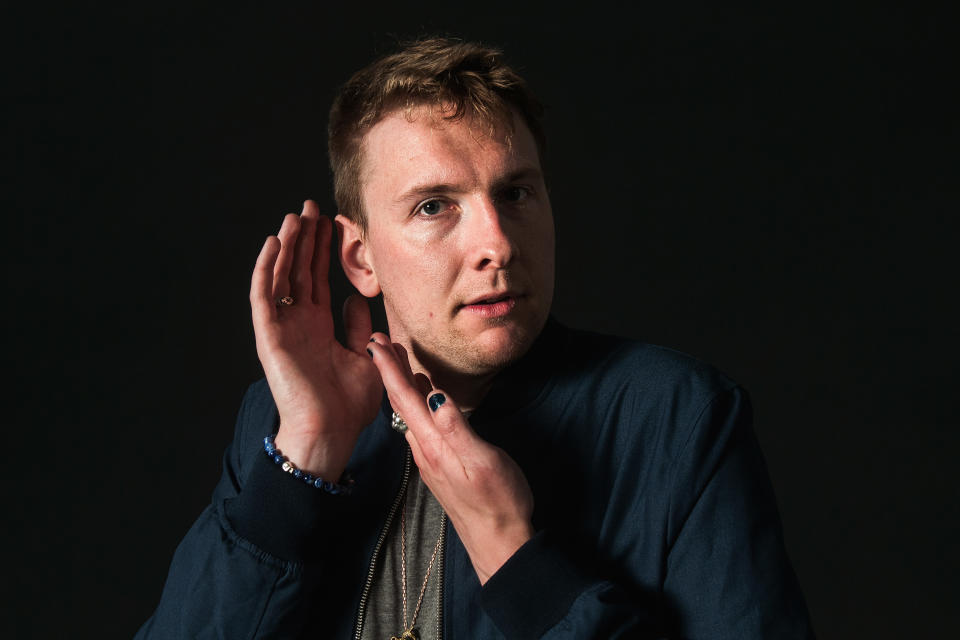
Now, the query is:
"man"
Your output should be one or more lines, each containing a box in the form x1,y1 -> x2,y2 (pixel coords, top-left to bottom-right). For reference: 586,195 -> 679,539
137,37 -> 814,639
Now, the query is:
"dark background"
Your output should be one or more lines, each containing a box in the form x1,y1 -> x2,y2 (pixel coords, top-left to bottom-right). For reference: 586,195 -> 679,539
4,3 -> 957,638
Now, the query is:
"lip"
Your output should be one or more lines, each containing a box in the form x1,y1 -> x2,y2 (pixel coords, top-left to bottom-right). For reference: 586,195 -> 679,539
460,292 -> 521,318
463,290 -> 520,306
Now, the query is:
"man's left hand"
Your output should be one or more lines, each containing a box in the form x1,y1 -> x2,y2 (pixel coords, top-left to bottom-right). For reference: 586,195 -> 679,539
367,333 -> 535,585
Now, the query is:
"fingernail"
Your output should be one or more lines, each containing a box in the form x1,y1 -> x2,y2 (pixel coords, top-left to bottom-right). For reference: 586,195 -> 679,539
428,393 -> 446,412
366,348 -> 373,358
369,337 -> 376,342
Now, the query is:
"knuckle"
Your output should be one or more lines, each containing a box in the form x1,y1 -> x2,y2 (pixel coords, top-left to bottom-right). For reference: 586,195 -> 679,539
434,414 -> 459,437
419,441 -> 441,468
471,465 -> 495,486
436,420 -> 457,436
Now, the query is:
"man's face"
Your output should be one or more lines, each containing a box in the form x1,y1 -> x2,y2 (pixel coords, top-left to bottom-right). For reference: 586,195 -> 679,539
355,107 -> 555,376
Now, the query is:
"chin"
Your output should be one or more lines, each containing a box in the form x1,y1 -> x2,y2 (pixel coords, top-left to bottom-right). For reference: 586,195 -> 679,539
456,314 -> 544,374
405,303 -> 550,377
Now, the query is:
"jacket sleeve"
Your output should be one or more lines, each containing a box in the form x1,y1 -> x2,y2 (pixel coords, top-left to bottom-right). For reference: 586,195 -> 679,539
480,386 -> 816,639
135,380 -> 361,639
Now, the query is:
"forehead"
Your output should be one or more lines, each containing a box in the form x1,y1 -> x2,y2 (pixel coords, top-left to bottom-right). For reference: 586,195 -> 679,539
358,107 -> 540,208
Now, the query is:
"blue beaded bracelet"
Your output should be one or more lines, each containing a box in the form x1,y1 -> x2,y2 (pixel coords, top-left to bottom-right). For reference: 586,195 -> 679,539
262,434 -> 354,496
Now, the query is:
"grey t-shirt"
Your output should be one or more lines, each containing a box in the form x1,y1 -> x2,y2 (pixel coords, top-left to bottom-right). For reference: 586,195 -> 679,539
360,467 -> 446,640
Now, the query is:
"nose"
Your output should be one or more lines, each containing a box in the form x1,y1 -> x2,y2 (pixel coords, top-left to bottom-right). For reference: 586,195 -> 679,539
467,196 -> 516,270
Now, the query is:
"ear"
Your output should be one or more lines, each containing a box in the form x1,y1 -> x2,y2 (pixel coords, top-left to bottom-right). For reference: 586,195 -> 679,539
335,214 -> 381,297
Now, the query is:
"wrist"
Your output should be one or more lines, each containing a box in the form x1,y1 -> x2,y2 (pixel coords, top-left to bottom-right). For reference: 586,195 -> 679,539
274,424 -> 357,480
263,434 -> 354,495
470,520 -> 536,585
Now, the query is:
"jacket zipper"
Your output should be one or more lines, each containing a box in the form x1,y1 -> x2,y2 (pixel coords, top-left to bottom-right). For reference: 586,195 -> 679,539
434,512 -> 447,640
353,446 -> 412,640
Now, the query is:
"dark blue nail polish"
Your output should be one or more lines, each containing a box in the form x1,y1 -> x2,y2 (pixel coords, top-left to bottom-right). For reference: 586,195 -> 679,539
366,348 -> 373,358
428,393 -> 446,412
369,337 -> 376,342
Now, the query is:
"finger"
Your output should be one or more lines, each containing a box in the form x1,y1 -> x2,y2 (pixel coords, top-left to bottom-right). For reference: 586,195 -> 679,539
290,201 -> 318,301
311,209 -> 333,308
343,294 -> 372,354
368,341 -> 476,458
414,387 -> 478,471
251,236 -> 281,326
367,339 -> 434,431
364,338 -> 433,470
272,213 -> 301,299
368,331 -> 391,349
368,333 -> 416,384
422,389 -> 477,449
403,425 -> 429,477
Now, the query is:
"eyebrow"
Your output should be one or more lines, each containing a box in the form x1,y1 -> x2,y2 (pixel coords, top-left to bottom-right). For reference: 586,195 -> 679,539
393,166 -> 544,206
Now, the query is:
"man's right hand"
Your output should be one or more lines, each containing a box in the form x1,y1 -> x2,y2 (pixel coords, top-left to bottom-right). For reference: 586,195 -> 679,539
250,200 -> 382,481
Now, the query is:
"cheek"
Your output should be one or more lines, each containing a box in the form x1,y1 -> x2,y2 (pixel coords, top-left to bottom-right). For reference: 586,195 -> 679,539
530,220 -> 556,286
381,248 -> 459,310
419,245 -> 462,288
525,216 -> 555,260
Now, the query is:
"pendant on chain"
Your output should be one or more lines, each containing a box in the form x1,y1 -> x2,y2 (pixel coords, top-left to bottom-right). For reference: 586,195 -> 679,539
390,629 -> 418,640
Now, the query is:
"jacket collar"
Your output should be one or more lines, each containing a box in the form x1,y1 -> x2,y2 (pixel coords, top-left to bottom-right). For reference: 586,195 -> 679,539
472,315 -> 567,423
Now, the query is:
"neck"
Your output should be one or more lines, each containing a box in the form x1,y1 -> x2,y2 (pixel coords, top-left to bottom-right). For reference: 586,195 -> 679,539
425,370 -> 497,413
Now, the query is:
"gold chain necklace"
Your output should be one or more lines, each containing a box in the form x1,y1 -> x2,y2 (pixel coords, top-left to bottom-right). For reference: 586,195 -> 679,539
391,497 -> 445,640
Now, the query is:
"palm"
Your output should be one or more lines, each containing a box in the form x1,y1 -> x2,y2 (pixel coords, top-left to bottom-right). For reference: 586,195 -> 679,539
250,201 -> 382,476
258,299 -> 380,436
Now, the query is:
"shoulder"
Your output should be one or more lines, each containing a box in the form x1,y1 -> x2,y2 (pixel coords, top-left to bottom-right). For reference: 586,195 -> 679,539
538,324 -> 755,484
551,324 -> 742,418
546,325 -> 757,507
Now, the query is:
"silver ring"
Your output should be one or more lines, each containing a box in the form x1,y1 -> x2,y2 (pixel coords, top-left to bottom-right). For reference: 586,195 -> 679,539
391,411 -> 408,434
276,296 -> 294,307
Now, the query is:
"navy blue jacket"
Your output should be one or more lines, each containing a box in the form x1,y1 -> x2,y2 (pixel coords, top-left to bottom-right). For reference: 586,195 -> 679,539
137,321 -> 815,638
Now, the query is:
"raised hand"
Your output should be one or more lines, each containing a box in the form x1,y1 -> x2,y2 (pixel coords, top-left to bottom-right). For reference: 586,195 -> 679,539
367,333 -> 536,584
250,200 -> 382,481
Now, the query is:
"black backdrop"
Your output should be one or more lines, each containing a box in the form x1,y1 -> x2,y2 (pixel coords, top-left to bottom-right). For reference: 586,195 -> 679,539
4,3 -> 957,638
